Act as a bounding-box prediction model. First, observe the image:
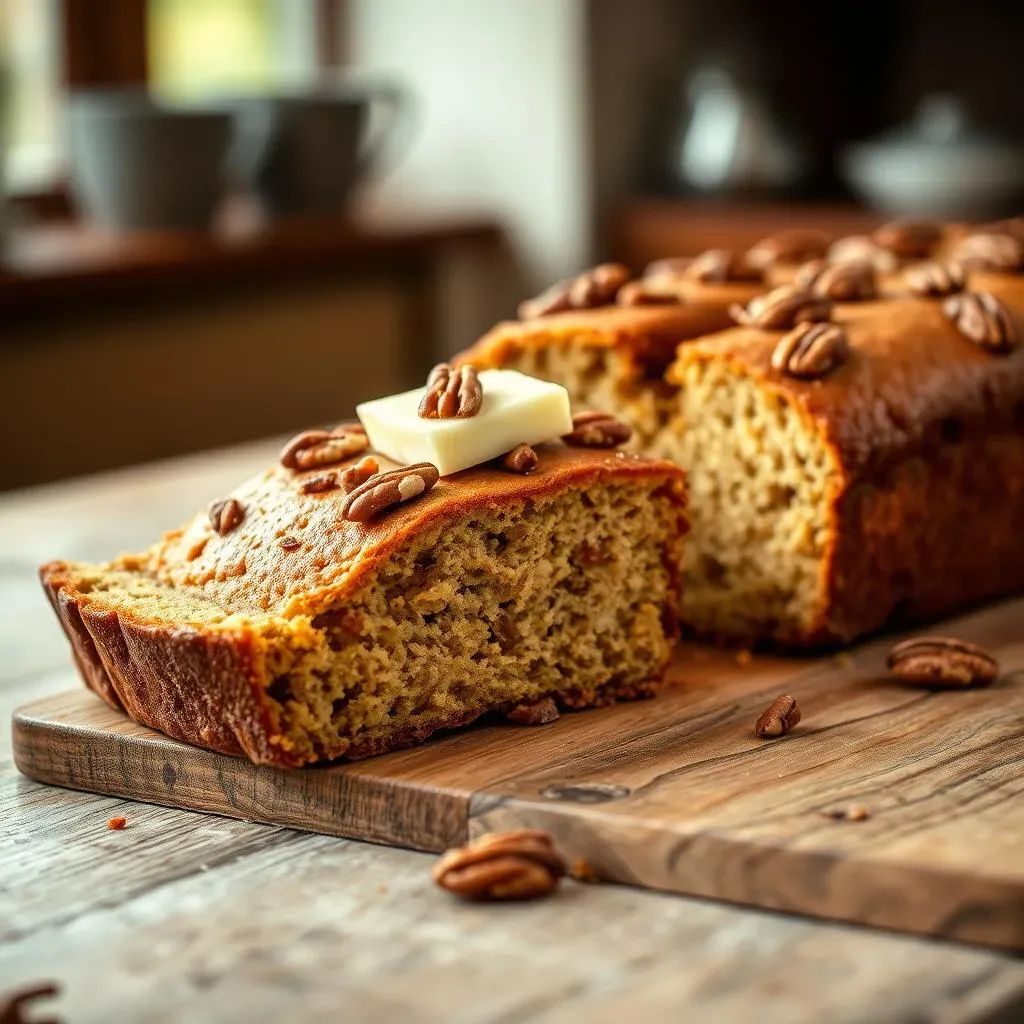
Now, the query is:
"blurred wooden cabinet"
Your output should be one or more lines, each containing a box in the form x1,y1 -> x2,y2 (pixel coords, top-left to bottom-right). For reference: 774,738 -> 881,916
0,211 -> 509,489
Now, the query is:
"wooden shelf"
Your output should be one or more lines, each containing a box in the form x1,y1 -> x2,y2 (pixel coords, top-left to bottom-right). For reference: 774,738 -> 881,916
0,199 -> 504,318
609,197 -> 881,270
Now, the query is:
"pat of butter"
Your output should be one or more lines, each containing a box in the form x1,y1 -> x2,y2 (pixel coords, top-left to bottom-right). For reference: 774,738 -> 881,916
357,369 -> 573,476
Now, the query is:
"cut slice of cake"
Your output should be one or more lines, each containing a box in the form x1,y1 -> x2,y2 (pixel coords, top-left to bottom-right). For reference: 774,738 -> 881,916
41,375 -> 687,767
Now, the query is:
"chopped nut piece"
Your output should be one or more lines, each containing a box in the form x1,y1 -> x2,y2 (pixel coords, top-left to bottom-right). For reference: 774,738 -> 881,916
501,444 -> 539,474
887,636 -> 999,688
341,456 -> 380,493
299,472 -> 340,495
873,218 -> 943,259
208,497 -> 244,535
107,816 -> 127,830
820,804 -> 869,822
506,696 -> 560,725
433,829 -> 567,901
562,410 -> 632,448
754,695 -> 801,739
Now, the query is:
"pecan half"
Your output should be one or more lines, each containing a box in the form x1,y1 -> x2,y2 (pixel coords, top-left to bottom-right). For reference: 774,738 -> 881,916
0,982 -> 61,1024
562,410 -> 632,448
683,248 -> 762,284
730,284 -> 833,330
433,829 -> 567,901
615,280 -> 683,306
280,428 -> 368,471
518,263 -> 630,319
746,229 -> 830,270
950,231 -> 1024,273
300,471 -> 340,495
904,260 -> 966,298
886,636 -> 999,688
506,696 -> 560,725
341,462 -> 439,523
794,259 -> 877,302
943,291 -> 1019,353
828,235 -> 899,273
341,455 -> 380,492
873,218 -> 943,259
643,256 -> 695,282
501,443 -> 539,473
754,695 -> 801,738
208,497 -> 244,535
568,262 -> 631,307
771,322 -> 849,379
418,363 -> 483,419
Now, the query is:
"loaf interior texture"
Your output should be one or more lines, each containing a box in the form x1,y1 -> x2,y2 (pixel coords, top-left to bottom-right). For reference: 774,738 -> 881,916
654,357 -> 837,643
45,475 -> 685,765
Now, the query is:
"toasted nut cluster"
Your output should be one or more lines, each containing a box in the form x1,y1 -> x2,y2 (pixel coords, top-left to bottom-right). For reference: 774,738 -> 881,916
682,248 -> 762,284
615,280 -> 683,306
904,260 -> 966,298
506,696 -> 560,725
208,497 -> 244,535
518,263 -> 630,319
562,410 -> 633,448
299,471 -> 340,495
943,291 -> 1019,353
279,427 -> 369,471
746,229 -> 830,270
418,363 -> 483,419
886,636 -> 999,688
794,259 -> 877,302
433,829 -> 567,901
771,322 -> 849,379
873,218 -> 943,259
754,695 -> 802,738
731,284 -> 832,330
501,443 -> 539,474
827,235 -> 899,273
341,463 -> 439,523
341,455 -> 380,493
950,231 -> 1024,273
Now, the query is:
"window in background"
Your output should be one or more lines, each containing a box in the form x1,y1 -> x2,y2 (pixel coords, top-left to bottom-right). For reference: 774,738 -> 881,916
148,0 -> 319,101
1,0 -> 62,190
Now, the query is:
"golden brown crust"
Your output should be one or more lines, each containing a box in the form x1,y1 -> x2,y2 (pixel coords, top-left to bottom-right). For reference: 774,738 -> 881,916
463,302 -> 738,382
41,444 -> 687,766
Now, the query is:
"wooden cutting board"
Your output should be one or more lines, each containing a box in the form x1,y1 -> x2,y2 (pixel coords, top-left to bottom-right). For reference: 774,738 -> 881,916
12,597 -> 1024,952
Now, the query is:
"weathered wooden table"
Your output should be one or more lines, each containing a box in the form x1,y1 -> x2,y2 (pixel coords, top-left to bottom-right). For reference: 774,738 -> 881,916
2,441 -> 1023,1024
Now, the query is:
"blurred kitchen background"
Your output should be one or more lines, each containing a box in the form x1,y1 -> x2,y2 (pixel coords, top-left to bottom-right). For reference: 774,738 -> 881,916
2,0 -> 1023,490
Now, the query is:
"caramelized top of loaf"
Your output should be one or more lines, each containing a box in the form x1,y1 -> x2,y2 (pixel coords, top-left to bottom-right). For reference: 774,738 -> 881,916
669,277 -> 1024,478
465,302 -> 736,381
94,443 -> 686,620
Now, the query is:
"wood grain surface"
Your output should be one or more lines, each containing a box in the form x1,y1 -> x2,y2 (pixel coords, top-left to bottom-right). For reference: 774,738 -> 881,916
5,439 -> 1024,1023
14,597 -> 1024,952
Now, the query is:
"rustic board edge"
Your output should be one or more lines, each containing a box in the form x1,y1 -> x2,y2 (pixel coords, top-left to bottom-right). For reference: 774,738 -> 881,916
11,697 -> 469,853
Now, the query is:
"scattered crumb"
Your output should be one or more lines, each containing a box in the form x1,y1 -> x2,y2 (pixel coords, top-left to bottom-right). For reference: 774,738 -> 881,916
833,651 -> 855,669
820,804 -> 869,822
107,816 -> 127,830
569,858 -> 600,883
735,649 -> 753,667
377,885 -> 389,895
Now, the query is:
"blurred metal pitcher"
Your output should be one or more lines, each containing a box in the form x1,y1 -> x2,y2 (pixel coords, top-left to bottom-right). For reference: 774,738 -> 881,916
233,79 -> 411,219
